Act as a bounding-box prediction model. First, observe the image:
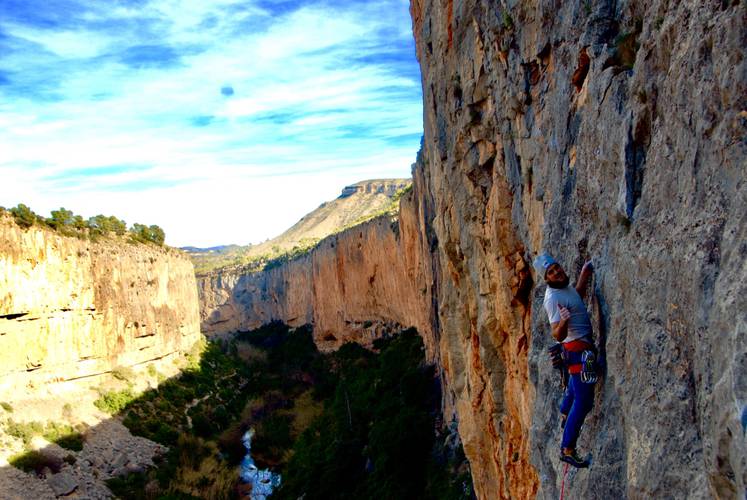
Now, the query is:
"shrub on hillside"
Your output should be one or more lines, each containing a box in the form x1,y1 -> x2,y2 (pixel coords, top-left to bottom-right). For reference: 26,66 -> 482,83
88,214 -> 127,236
94,389 -> 136,414
43,421 -> 84,451
129,223 -> 165,245
111,365 -> 136,382
9,204 -> 39,228
3,419 -> 84,451
4,419 -> 44,446
47,207 -> 74,230
9,450 -> 62,474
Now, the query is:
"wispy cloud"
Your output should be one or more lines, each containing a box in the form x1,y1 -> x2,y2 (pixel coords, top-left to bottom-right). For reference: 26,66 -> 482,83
0,0 -> 422,247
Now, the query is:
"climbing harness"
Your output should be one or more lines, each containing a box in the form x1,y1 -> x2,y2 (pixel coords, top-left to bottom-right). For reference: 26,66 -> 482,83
559,462 -> 569,500
561,338 -> 598,382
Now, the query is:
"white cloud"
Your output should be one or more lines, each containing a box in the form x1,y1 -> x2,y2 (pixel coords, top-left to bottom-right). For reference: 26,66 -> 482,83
0,23 -> 113,58
0,0 -> 422,247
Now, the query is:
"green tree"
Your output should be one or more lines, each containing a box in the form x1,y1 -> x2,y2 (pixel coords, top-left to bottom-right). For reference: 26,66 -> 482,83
89,215 -> 127,236
129,223 -> 165,245
110,216 -> 127,235
72,215 -> 86,230
148,225 -> 165,245
48,207 -> 74,230
10,204 -> 38,228
87,215 -> 107,234
130,223 -> 149,242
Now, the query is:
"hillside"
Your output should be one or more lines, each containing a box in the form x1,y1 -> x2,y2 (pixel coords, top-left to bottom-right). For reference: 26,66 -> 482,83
185,179 -> 411,275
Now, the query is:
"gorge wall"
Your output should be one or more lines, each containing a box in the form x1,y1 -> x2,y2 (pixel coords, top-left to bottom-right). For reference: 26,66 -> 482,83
0,216 -> 201,399
198,188 -> 441,358
410,0 -> 745,499
198,1 -> 745,498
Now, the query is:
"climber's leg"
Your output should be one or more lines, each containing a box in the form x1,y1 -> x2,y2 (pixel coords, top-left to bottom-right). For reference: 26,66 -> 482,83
561,374 -> 594,451
559,382 -> 574,428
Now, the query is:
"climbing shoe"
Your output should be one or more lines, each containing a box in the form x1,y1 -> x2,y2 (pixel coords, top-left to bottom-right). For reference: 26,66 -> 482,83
560,449 -> 590,468
581,350 -> 597,384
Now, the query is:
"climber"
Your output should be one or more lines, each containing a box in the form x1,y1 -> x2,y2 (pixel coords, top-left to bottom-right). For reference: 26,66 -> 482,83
534,252 -> 596,469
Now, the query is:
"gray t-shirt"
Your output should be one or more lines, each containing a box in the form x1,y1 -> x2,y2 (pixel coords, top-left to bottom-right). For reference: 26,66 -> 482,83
543,285 -> 593,342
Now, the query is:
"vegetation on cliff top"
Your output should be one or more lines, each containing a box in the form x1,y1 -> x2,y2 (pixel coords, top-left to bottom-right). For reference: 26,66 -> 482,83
0,204 -> 166,245
101,322 -> 472,499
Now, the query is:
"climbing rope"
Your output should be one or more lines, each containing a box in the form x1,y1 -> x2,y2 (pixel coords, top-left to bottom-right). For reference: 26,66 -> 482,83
559,462 -> 569,500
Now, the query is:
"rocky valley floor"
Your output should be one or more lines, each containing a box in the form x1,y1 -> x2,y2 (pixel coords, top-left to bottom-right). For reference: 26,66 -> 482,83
0,353 -> 185,499
0,325 -> 474,500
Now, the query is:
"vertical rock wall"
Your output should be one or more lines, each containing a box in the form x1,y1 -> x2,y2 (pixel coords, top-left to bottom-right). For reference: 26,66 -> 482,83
0,217 -> 201,398
198,188 -> 440,359
410,0 -> 745,498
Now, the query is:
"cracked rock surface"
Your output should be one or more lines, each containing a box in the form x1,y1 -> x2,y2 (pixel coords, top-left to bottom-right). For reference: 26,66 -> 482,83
410,0 -> 745,498
0,419 -> 166,500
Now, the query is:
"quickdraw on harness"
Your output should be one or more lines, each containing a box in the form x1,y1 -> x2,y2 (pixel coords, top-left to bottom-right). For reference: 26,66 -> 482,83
581,350 -> 597,384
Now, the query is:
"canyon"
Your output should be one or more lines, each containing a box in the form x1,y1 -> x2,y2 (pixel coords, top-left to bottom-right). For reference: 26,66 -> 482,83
198,182 -> 439,358
201,0 -> 746,498
1,1 -> 744,499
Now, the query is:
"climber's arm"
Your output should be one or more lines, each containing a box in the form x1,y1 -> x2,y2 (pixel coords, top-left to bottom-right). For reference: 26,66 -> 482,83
575,260 -> 594,297
551,306 -> 571,342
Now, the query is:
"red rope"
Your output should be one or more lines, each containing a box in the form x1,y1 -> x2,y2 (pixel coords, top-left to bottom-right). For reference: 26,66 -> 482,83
559,462 -> 569,500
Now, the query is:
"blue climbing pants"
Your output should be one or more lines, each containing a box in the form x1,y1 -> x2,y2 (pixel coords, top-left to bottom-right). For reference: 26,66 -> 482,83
560,371 -> 595,450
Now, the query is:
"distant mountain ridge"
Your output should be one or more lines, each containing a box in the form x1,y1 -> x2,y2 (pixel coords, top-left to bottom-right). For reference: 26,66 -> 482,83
180,244 -> 239,253
184,179 -> 411,275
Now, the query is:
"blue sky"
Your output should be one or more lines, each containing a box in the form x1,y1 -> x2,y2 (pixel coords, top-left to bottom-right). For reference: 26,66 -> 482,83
0,0 -> 422,247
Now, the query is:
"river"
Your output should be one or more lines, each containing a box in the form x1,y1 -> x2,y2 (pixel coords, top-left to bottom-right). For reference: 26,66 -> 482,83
239,429 -> 282,499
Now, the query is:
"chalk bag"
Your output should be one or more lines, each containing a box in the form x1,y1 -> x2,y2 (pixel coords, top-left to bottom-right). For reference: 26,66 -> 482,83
548,343 -> 564,369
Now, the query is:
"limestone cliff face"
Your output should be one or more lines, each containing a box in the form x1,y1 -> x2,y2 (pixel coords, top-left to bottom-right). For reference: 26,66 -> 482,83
0,216 -> 201,398
199,188 -> 441,358
410,0 -> 745,499
339,179 -> 411,198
